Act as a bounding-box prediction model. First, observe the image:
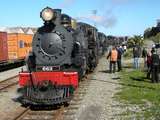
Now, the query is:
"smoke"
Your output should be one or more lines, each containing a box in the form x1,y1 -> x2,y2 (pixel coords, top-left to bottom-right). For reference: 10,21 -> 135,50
75,0 -> 128,28
57,0 -> 129,28
90,14 -> 117,28
102,15 -> 117,28
76,9 -> 117,28
57,0 -> 75,8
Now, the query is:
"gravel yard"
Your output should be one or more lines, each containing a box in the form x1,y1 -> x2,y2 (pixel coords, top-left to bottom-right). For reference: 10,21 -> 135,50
0,85 -> 26,120
0,67 -> 26,120
69,56 -> 123,120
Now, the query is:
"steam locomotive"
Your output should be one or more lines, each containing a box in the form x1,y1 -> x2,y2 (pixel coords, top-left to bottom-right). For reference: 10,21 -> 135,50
17,7 -> 107,106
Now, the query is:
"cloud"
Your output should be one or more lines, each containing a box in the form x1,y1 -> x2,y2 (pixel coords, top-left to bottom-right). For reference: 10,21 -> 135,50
57,0 -> 75,8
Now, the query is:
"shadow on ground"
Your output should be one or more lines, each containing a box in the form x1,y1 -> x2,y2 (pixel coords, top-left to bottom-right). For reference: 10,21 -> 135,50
123,65 -> 133,69
130,76 -> 150,83
99,70 -> 121,74
112,77 -> 121,80
29,104 -> 64,110
90,78 -> 157,91
99,70 -> 111,73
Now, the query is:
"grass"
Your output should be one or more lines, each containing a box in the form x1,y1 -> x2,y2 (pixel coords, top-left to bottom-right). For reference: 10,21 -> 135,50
123,48 -> 133,59
116,69 -> 160,119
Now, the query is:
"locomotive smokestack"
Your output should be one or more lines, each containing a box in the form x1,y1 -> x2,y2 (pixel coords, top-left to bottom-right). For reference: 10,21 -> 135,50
54,9 -> 62,25
157,19 -> 160,27
54,9 -> 62,14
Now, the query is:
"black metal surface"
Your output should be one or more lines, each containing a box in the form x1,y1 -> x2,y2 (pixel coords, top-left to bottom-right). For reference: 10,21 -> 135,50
0,60 -> 24,72
18,86 -> 73,105
19,7 -> 108,106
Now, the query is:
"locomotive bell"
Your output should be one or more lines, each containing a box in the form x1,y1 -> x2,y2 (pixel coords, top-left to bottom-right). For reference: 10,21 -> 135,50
71,19 -> 77,30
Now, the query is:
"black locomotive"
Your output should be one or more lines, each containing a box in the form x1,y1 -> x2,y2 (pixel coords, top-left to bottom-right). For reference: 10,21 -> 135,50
17,7 -> 107,106
98,32 -> 107,56
78,22 -> 100,71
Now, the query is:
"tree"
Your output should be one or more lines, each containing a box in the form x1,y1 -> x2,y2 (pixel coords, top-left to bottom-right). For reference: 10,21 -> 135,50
152,32 -> 160,43
127,35 -> 144,48
144,27 -> 152,38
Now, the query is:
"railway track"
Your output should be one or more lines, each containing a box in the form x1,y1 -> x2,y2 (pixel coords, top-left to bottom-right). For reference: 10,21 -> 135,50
63,77 -> 90,120
13,75 -> 91,120
0,75 -> 18,91
13,106 -> 64,120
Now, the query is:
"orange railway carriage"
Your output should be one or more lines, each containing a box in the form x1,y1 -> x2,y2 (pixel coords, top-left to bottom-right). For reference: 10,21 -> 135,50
7,33 -> 33,60
0,32 -> 33,71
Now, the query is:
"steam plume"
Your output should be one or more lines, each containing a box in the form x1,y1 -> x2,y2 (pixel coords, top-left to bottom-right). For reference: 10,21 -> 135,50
76,10 -> 117,28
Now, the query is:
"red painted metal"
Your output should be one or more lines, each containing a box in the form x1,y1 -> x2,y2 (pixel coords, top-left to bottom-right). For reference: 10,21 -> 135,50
19,71 -> 78,88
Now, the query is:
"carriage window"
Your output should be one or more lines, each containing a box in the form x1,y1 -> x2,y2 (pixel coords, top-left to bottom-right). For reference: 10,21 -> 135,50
19,40 -> 24,48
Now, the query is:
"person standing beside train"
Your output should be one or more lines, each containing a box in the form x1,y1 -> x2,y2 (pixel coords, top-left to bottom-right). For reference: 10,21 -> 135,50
133,46 -> 141,69
116,46 -> 123,72
107,46 -> 118,73
150,48 -> 160,83
142,47 -> 147,69
146,49 -> 152,79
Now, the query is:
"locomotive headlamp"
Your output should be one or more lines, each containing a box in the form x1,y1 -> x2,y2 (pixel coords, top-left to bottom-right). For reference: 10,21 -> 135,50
41,7 -> 55,21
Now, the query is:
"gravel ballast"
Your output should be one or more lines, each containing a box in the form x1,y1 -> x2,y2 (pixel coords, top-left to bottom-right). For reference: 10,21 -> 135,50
71,56 -> 123,120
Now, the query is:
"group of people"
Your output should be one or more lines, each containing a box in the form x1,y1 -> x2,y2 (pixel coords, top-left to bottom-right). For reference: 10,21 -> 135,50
107,44 -> 160,83
106,46 -> 124,73
144,48 -> 160,83
133,46 -> 160,83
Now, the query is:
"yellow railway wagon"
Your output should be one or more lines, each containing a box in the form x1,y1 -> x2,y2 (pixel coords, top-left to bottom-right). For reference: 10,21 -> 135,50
7,33 -> 33,60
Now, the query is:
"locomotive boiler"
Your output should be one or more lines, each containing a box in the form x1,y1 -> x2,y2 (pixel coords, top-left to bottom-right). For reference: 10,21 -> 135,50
78,22 -> 99,71
98,32 -> 107,56
17,7 -> 88,105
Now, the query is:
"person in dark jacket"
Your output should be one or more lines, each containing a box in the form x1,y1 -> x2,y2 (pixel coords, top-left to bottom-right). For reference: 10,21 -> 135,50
151,49 -> 160,83
133,46 -> 141,69
146,50 -> 152,79
142,47 -> 147,68
116,46 -> 123,71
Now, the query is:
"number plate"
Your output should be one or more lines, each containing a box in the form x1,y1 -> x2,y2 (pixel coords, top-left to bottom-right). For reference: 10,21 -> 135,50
36,66 -> 60,71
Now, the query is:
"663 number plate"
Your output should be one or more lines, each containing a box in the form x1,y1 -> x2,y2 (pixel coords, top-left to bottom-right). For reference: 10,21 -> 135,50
36,66 -> 60,71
